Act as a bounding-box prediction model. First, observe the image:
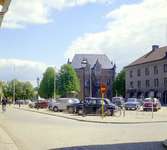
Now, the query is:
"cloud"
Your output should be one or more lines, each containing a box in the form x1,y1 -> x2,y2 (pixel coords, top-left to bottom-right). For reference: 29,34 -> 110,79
65,0 -> 167,71
2,0 -> 110,28
0,59 -> 48,86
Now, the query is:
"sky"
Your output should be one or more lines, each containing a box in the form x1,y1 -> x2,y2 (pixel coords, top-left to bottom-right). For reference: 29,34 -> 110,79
0,0 -> 167,86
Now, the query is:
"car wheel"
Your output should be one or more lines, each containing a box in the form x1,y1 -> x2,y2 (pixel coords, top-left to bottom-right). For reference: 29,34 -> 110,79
105,109 -> 112,116
78,109 -> 84,115
53,106 -> 58,112
68,107 -> 74,113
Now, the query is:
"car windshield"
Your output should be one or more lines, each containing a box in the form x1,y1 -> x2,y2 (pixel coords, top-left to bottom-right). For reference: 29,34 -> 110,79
127,98 -> 137,102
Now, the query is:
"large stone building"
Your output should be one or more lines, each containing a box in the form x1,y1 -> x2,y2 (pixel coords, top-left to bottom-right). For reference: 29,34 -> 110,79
70,54 -> 116,100
125,45 -> 167,105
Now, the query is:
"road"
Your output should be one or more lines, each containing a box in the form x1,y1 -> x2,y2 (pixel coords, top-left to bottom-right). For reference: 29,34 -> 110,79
0,107 -> 167,150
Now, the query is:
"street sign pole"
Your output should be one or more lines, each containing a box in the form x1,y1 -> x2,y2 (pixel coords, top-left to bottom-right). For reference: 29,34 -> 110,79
102,93 -> 104,119
149,91 -> 154,119
100,83 -> 107,119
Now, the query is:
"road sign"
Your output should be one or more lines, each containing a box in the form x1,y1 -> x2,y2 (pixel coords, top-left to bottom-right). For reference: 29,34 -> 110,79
100,83 -> 107,94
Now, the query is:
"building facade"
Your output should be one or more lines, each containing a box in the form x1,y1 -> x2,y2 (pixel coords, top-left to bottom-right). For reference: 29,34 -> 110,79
125,45 -> 167,105
69,54 -> 116,100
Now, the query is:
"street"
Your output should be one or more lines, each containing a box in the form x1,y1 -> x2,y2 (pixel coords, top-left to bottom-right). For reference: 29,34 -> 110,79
0,107 -> 167,150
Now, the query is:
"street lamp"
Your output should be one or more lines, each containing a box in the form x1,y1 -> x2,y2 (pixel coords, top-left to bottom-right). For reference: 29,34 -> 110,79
54,67 -> 56,100
13,65 -> 15,104
37,77 -> 40,100
81,59 -> 92,98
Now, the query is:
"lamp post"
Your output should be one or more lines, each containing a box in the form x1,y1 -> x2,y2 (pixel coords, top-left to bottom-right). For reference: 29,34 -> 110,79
13,65 -> 15,104
54,67 -> 56,100
81,59 -> 92,98
81,60 -> 86,100
37,77 -> 40,100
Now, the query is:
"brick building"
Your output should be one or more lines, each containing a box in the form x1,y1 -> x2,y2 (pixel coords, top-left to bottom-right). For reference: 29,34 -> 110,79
69,54 -> 116,100
125,45 -> 167,105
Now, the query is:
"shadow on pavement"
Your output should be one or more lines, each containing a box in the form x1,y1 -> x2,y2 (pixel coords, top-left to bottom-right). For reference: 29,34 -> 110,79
49,141 -> 166,150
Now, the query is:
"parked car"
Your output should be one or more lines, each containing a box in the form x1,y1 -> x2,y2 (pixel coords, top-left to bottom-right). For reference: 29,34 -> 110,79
48,99 -> 57,110
28,101 -> 36,108
15,100 -> 25,105
112,97 -> 125,108
143,98 -> 161,111
24,99 -> 32,105
49,98 -> 80,112
69,97 -> 117,116
124,98 -> 141,110
34,100 -> 48,109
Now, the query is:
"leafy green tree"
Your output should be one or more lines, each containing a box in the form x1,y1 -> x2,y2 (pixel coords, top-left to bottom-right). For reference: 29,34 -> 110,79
2,80 -> 35,100
113,70 -> 125,97
0,81 -> 4,100
22,82 -> 35,99
57,64 -> 80,97
39,67 -> 56,99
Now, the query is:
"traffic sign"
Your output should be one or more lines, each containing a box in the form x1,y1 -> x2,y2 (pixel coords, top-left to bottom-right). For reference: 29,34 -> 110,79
100,83 -> 107,94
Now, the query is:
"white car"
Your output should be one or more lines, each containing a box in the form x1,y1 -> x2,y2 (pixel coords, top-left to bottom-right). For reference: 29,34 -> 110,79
49,98 -> 80,112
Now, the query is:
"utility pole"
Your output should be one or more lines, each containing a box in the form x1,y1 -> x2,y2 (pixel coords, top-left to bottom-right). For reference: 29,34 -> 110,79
54,67 -> 56,100
13,65 -> 15,103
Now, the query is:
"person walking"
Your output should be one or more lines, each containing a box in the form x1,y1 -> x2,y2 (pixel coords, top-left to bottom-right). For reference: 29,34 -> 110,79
1,97 -> 7,112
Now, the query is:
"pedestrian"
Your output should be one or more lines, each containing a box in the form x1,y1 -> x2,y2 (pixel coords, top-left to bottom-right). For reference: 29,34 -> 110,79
1,97 -> 7,112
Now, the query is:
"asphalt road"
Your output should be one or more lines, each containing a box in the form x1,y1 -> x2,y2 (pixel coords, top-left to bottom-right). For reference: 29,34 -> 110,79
0,107 -> 167,150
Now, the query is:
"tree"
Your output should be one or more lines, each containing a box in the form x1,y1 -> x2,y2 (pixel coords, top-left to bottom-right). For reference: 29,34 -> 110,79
57,64 -> 80,97
0,81 -> 4,100
2,80 -> 35,100
113,70 -> 125,97
22,81 -> 35,99
39,67 -> 56,99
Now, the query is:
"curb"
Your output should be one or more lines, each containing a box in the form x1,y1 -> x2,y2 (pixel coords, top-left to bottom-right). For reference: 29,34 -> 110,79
163,140 -> 167,148
14,107 -> 167,125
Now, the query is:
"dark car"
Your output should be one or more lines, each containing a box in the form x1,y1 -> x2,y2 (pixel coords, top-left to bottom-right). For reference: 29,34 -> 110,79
34,100 -> 48,109
68,97 -> 117,116
143,98 -> 161,111
124,98 -> 141,110
112,97 -> 125,108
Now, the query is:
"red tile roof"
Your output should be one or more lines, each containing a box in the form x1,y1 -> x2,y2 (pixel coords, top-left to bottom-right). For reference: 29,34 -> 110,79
126,46 -> 167,67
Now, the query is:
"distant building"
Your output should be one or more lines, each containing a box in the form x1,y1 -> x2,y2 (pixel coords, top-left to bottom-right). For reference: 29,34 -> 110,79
125,45 -> 167,105
69,54 -> 116,100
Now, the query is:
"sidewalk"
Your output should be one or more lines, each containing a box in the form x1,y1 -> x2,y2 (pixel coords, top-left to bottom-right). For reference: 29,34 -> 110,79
0,114 -> 18,150
14,105 -> 167,124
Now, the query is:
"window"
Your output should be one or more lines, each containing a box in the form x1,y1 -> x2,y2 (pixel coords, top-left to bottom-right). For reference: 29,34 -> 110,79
146,80 -> 150,88
154,78 -> 159,88
137,69 -> 141,76
130,81 -> 134,88
164,64 -> 167,72
145,67 -> 150,76
154,66 -> 158,75
164,78 -> 167,88
137,81 -> 141,89
130,70 -> 133,78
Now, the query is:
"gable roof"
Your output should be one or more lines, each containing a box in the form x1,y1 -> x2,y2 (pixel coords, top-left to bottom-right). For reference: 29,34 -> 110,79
126,46 -> 167,67
71,54 -> 114,69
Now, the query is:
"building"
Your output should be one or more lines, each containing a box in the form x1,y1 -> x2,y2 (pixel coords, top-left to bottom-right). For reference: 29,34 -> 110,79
70,54 -> 116,100
125,45 -> 167,105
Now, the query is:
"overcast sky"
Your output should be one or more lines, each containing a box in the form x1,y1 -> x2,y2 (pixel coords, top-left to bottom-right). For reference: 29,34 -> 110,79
0,0 -> 167,86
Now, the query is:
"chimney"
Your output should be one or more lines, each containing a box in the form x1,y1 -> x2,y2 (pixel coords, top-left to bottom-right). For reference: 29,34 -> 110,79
152,45 -> 159,51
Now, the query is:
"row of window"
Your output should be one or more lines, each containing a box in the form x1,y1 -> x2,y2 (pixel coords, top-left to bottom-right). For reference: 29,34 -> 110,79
130,78 -> 167,89
129,64 -> 167,78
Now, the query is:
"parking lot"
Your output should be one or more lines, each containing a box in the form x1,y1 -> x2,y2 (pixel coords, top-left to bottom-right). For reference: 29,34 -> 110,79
14,105 -> 167,124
